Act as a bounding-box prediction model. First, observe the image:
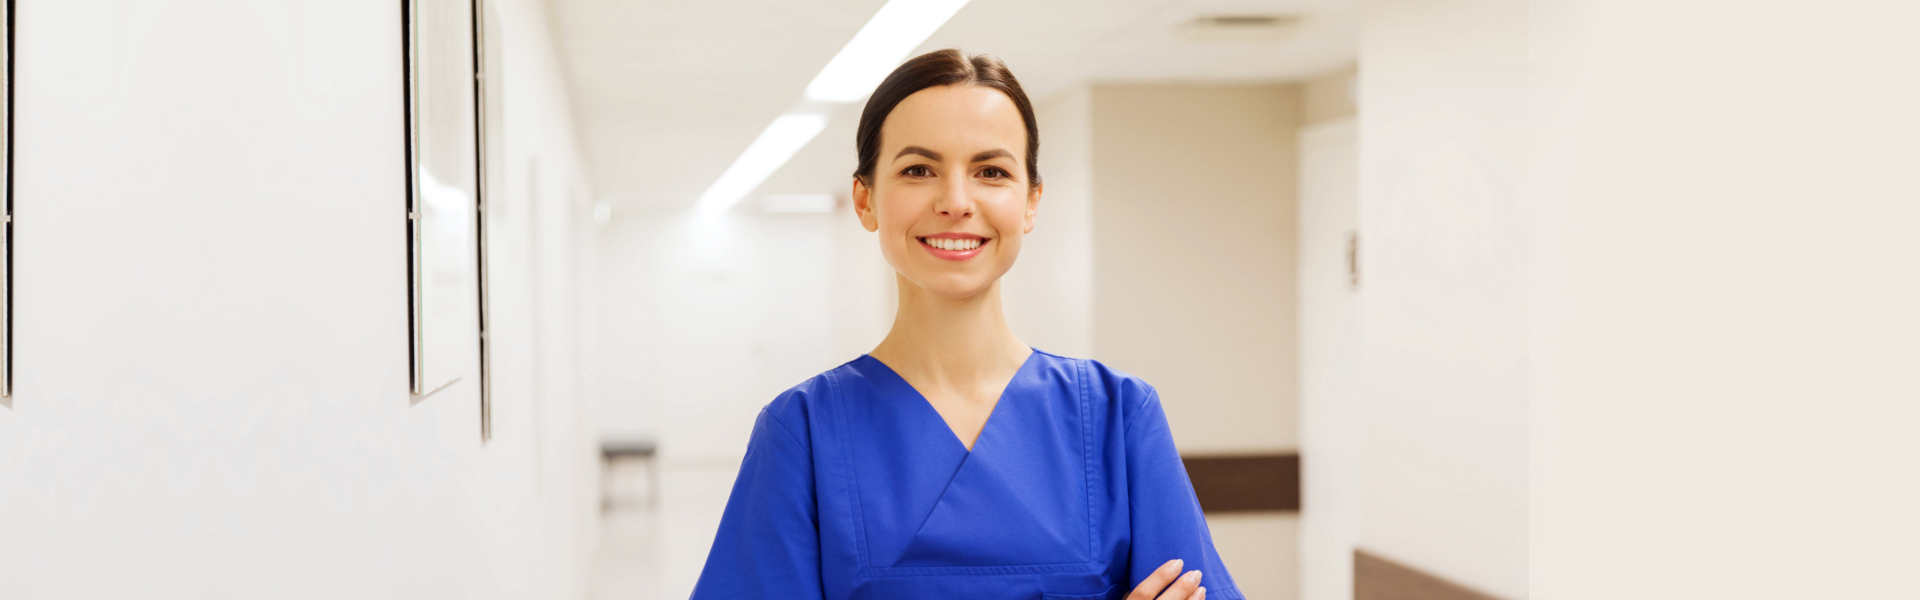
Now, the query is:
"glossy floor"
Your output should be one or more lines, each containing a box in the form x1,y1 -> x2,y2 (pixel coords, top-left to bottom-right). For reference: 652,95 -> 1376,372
588,461 -> 736,600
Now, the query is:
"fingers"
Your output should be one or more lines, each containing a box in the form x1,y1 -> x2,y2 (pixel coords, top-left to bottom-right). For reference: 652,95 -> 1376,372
1127,559 -> 1205,600
1126,560 -> 1183,600
1156,568 -> 1203,600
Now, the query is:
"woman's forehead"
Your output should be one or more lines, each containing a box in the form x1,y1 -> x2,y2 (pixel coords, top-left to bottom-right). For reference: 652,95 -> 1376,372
880,85 -> 1027,158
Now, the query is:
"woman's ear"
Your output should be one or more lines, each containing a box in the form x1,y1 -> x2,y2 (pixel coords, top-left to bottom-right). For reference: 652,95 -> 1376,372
852,177 -> 880,232
1023,182 -> 1042,234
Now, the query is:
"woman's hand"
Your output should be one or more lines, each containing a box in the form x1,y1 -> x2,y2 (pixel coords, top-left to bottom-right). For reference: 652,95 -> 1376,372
1127,559 -> 1205,600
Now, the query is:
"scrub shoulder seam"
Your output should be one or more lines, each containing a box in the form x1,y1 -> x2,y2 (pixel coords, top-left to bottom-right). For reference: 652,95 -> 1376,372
760,407 -> 812,459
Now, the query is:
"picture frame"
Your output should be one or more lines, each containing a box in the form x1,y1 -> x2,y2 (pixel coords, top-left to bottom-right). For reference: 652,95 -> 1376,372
3,0 -> 14,402
404,0 -> 495,439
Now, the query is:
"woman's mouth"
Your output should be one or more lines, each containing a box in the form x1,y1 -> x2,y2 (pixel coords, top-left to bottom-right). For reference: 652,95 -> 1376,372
917,235 -> 989,261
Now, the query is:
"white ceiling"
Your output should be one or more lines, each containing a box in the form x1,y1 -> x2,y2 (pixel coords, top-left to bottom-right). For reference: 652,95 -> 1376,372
548,0 -> 1358,211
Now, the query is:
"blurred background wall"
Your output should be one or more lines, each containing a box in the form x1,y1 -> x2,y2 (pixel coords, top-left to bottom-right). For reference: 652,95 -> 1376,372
1526,0 -> 1920,597
0,1 -> 600,598
1294,66 -> 1361,600
1354,0 -> 1530,597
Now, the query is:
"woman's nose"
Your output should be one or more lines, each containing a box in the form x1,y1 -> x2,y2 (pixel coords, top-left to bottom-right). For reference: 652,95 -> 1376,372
934,177 -> 973,218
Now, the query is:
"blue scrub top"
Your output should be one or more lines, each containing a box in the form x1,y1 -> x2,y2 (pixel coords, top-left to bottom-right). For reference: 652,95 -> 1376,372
690,349 -> 1243,600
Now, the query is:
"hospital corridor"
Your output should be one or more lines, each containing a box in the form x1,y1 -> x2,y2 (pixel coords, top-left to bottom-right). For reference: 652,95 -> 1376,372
0,1 -> 1916,599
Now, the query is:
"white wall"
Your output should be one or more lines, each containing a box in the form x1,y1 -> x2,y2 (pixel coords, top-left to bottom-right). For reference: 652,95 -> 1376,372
1297,115 -> 1360,600
1360,1 -> 1920,597
1090,83 -> 1301,456
829,202 -> 899,368
1526,1 -> 1920,598
591,210 -> 854,461
1355,0 -> 1531,597
1001,86 -> 1095,358
0,1 -> 599,598
486,0 -> 605,595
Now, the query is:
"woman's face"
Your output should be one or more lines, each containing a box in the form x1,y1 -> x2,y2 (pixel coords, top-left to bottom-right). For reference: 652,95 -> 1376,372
854,85 -> 1041,299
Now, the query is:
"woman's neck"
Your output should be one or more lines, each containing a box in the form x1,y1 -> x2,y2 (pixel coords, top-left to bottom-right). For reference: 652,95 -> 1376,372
869,273 -> 1030,389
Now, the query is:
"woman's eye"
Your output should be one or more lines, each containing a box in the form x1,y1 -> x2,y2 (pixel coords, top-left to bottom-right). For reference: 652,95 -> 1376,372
902,165 -> 932,178
980,167 -> 1009,179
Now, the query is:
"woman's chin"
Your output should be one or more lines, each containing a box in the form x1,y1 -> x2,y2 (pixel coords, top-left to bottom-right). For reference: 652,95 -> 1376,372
903,273 -> 997,300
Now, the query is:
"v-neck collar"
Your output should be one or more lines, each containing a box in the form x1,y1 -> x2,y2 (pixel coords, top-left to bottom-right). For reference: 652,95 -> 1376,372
834,349 -> 1100,571
857,348 -> 1039,454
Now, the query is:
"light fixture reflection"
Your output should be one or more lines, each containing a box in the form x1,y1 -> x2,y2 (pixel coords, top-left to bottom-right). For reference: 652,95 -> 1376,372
804,0 -> 972,103
694,114 -> 829,213
695,0 -> 970,214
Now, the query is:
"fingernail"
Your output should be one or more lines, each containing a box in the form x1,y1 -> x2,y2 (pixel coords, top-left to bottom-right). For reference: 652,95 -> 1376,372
1197,586 -> 1208,598
1182,570 -> 1202,583
1166,559 -> 1183,572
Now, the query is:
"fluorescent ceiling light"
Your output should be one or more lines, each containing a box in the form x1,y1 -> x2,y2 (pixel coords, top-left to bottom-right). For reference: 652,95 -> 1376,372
762,194 -> 838,214
805,0 -> 973,103
694,114 -> 829,213
695,0 -> 967,212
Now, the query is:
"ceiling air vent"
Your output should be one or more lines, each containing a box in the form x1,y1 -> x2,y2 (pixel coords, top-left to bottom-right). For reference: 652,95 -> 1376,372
1175,13 -> 1301,42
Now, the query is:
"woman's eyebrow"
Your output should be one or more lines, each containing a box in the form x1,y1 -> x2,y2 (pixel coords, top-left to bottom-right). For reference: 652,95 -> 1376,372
892,146 -> 942,162
971,149 -> 1014,163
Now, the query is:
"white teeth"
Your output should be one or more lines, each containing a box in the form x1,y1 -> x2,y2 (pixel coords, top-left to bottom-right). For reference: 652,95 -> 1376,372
924,237 -> 984,251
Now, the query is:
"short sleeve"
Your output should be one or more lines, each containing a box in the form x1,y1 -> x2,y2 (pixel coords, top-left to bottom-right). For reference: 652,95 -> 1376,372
689,408 -> 824,600
1125,388 -> 1244,600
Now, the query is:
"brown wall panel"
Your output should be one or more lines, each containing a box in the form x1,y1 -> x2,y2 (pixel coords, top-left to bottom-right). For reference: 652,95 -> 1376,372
1354,550 -> 1505,600
1182,453 -> 1300,513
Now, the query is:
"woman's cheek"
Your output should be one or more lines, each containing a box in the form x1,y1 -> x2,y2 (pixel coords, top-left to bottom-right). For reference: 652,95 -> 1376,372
881,211 -> 919,268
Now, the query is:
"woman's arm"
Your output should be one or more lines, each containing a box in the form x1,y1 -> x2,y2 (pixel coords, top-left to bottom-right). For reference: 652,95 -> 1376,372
689,407 -> 824,599
1125,388 -> 1244,600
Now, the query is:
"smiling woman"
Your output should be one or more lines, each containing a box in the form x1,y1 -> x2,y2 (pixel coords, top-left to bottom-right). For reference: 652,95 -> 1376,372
690,49 -> 1241,600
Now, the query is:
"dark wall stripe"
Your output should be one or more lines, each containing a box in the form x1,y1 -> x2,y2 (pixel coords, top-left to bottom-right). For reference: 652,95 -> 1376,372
1355,549 -> 1505,600
1181,453 -> 1299,513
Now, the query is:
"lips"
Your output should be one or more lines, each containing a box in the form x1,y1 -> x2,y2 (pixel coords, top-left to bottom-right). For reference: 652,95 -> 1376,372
916,234 -> 990,261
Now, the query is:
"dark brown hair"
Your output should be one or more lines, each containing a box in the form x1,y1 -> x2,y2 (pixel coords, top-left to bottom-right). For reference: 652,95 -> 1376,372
854,49 -> 1041,188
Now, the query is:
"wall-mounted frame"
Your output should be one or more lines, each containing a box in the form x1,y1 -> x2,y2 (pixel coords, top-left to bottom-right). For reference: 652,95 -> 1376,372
404,0 -> 495,439
3,0 -> 14,402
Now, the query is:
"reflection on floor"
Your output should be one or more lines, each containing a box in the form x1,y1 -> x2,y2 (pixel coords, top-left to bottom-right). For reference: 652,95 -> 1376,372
586,460 -> 1298,600
588,460 -> 737,600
